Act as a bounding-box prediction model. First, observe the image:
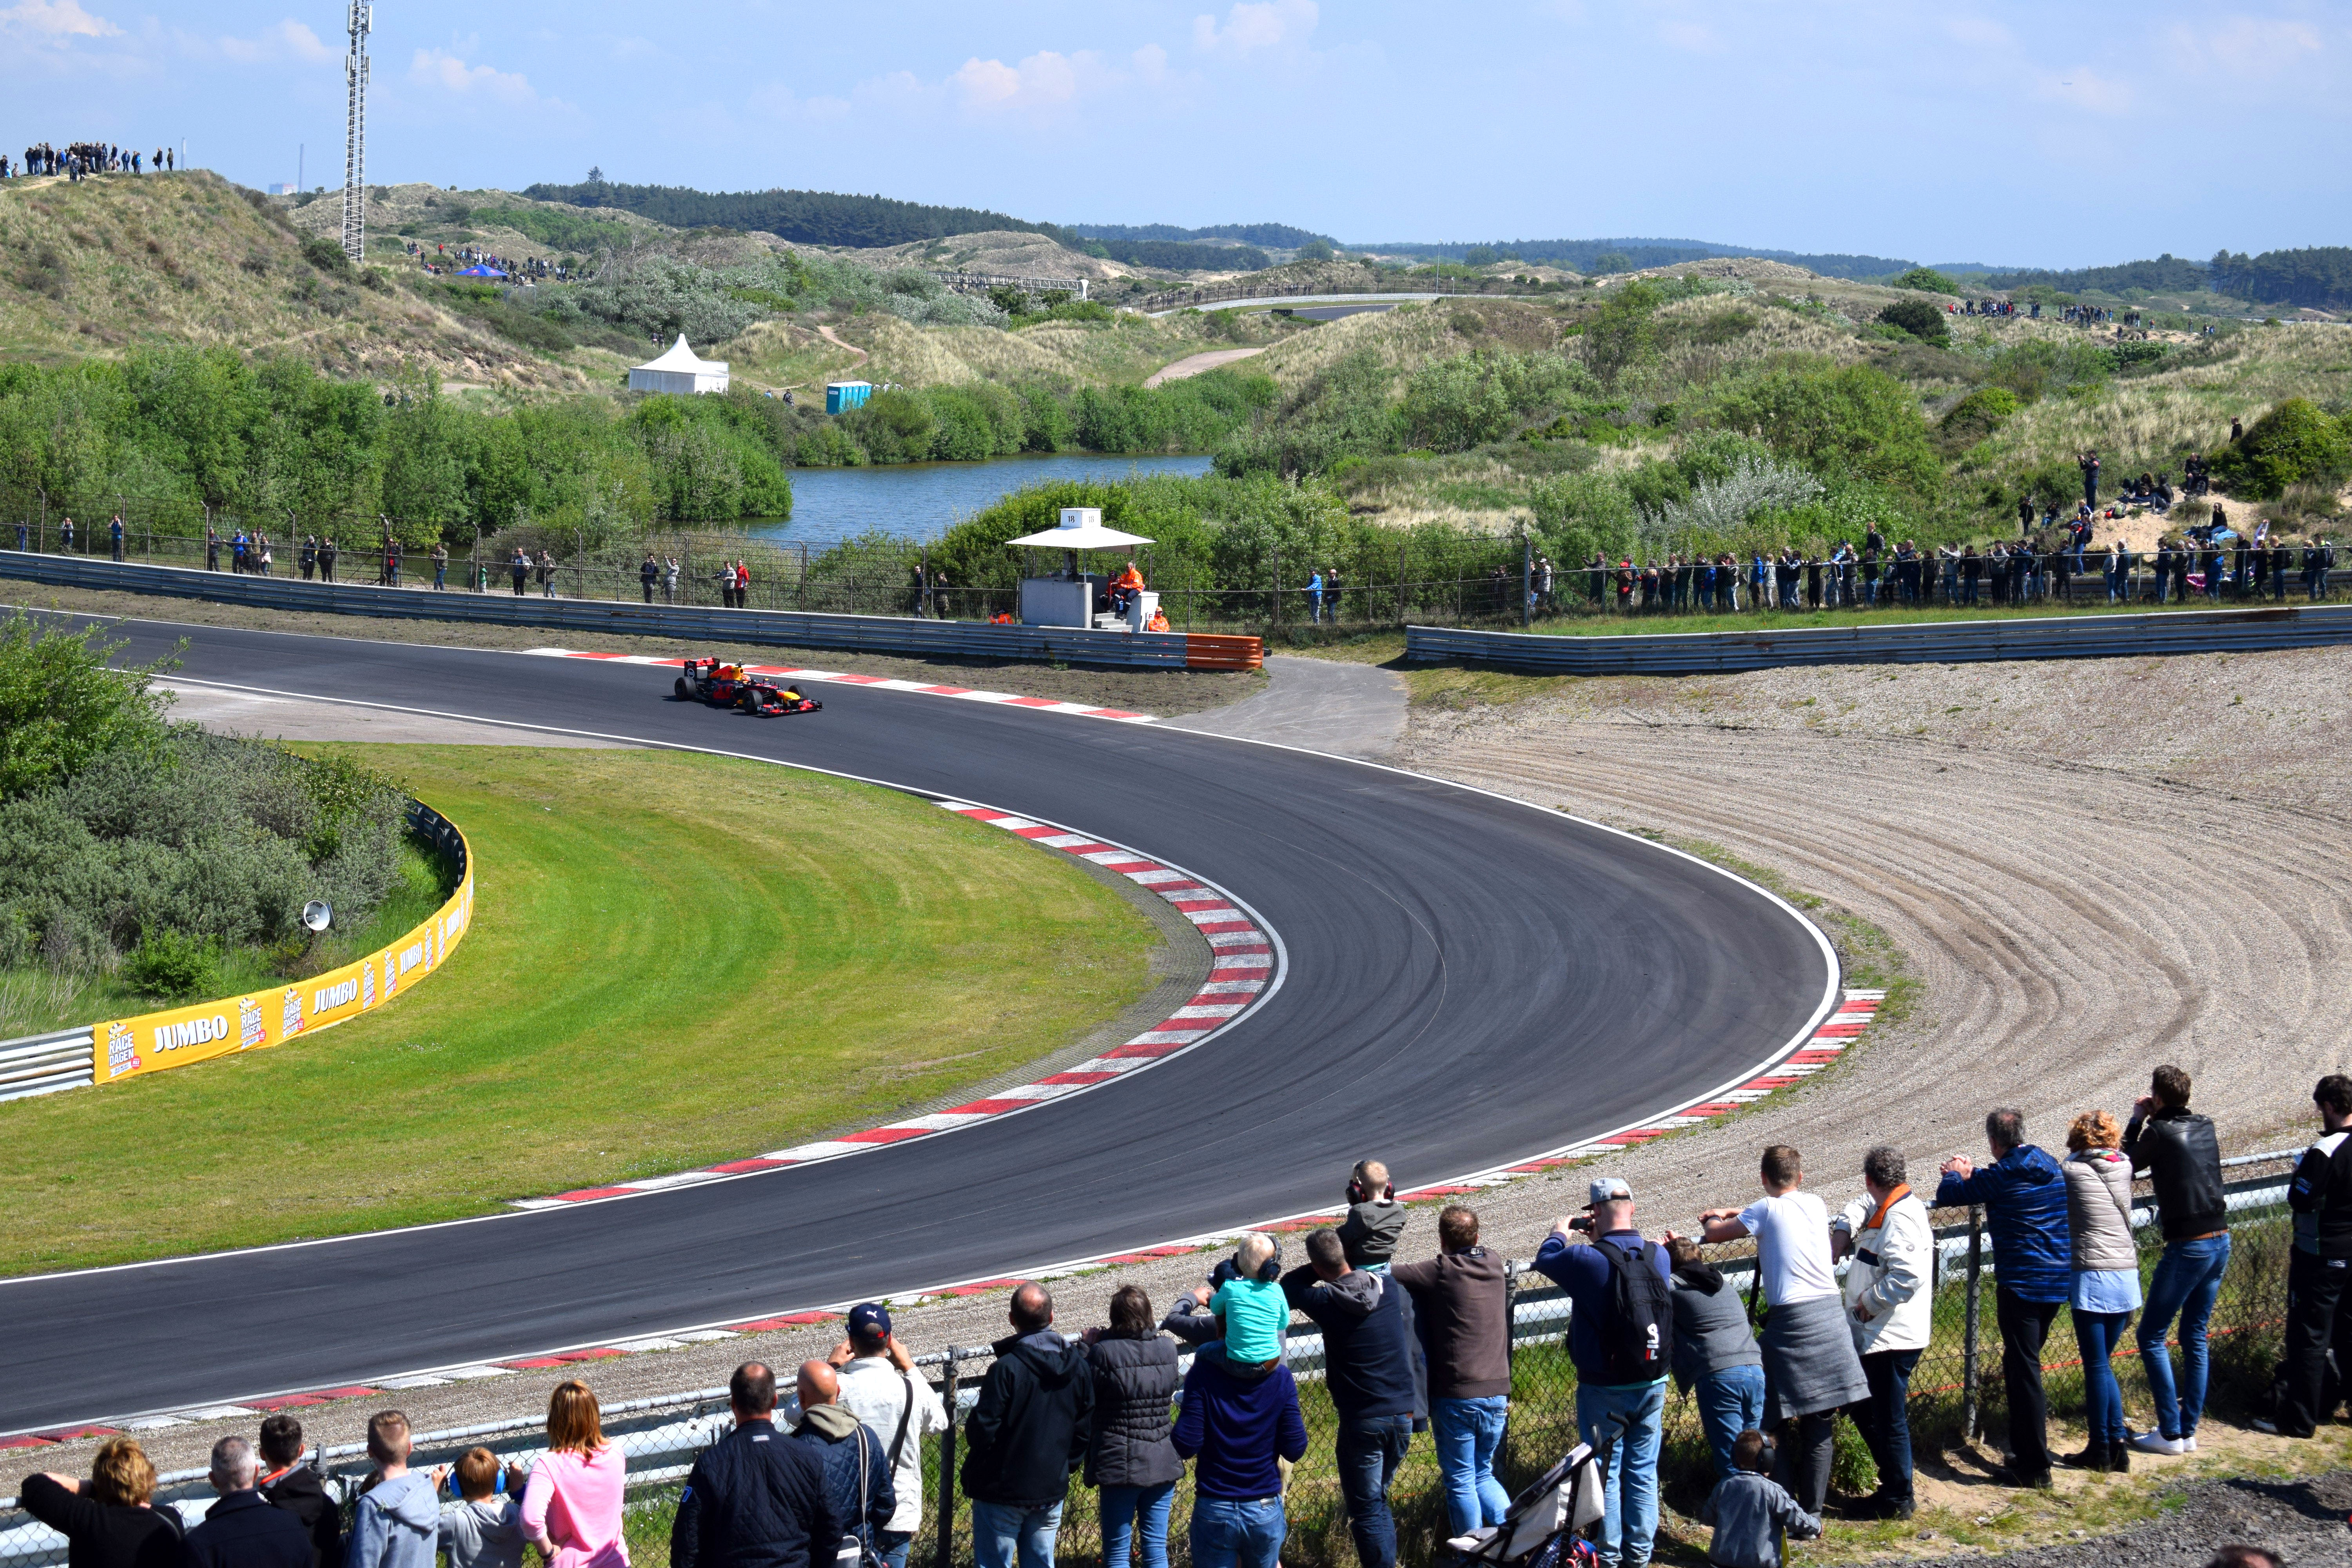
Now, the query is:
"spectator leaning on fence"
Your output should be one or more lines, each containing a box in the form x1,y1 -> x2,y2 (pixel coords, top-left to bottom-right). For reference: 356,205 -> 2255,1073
1391,1204 -> 1513,1543
790,1360 -> 894,1560
2125,1064 -> 2230,1455
18,1437 -> 181,1568
1172,1303 -> 1310,1568
1692,1146 -> 1868,1519
960,1282 -> 1094,1568
184,1436 -> 313,1568
1827,1145 -> 1932,1520
1162,1240 -> 1287,1352
2257,1074 -> 2352,1438
672,1362 -> 840,1568
1533,1178 -> 1673,1568
257,1414 -> 343,1568
2060,1110 -> 2142,1474
1935,1109 -> 2070,1488
435,1448 -> 527,1568
1699,1430 -> 1819,1568
348,1413 -> 438,1568
1662,1234 -> 1763,1487
829,1303 -> 949,1568
1079,1286 -> 1182,1568
1281,1227 -> 1427,1568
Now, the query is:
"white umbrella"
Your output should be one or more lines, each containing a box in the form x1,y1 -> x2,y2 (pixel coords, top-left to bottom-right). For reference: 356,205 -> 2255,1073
1006,507 -> 1154,550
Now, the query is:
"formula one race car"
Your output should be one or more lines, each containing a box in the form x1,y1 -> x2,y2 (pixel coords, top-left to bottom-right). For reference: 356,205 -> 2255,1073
674,657 -> 823,716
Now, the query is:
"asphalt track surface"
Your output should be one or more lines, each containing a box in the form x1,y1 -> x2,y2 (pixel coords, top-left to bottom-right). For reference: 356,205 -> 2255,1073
0,614 -> 1837,1432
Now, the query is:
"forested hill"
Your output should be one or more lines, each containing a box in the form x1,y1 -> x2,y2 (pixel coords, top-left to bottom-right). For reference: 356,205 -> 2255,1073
2209,248 -> 2352,310
1978,255 -> 2213,295
521,181 -> 1054,248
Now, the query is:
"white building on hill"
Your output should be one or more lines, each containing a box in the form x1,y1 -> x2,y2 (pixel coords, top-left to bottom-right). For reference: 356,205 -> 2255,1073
628,334 -> 730,395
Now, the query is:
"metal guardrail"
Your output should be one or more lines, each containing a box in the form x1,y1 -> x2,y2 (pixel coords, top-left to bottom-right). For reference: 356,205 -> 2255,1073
1406,603 -> 2352,675
0,1028 -> 95,1103
0,554 -> 1255,671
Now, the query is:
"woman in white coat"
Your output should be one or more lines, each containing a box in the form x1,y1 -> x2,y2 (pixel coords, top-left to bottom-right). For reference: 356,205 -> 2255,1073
1832,1146 -> 1935,1520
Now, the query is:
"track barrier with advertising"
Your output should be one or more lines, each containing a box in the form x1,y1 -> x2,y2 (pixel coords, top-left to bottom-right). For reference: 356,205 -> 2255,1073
2,800 -> 472,1100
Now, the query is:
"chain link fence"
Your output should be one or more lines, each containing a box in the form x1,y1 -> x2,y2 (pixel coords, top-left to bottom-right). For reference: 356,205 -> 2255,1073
0,1152 -> 2300,1568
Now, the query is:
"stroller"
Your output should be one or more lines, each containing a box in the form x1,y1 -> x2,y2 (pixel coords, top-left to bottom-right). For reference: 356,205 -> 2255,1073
1448,1439 -> 1610,1568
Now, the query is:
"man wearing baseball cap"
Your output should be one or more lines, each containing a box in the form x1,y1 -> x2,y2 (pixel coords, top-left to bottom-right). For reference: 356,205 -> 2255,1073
829,1304 -> 948,1568
1532,1178 -> 1674,1568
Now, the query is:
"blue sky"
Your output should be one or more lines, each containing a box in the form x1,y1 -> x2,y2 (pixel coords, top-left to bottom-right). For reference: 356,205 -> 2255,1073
3,0 -> 2344,268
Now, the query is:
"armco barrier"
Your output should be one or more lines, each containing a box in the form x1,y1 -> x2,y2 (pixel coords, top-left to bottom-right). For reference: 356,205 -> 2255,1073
0,799 -> 472,1101
0,553 -> 1261,672
1405,601 -> 2352,674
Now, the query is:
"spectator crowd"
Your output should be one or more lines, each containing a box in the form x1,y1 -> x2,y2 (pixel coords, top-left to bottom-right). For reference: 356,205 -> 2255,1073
5,143 -> 172,180
22,1065 -> 2338,1568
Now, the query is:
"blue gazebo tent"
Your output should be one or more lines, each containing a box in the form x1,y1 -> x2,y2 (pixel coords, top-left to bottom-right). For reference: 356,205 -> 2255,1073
456,264 -> 507,278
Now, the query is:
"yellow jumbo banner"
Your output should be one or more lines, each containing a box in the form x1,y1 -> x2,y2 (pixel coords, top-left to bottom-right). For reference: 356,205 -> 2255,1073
95,809 -> 475,1085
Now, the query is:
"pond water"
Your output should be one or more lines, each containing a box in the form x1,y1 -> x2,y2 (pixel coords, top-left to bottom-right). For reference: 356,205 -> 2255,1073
743,452 -> 1214,549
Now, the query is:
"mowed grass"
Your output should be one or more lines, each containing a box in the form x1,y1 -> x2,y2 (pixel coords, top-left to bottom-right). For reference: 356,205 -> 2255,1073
0,745 -> 1158,1274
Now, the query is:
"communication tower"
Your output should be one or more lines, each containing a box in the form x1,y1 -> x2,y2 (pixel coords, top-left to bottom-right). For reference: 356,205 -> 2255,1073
341,2 -> 372,261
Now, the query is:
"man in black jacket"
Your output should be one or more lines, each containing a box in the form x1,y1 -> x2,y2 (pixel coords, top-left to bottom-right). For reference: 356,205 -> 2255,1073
2258,1076 -> 2352,1437
2125,1065 -> 2230,1454
789,1361 -> 894,1556
960,1283 -> 1093,1568
187,1437 -> 314,1568
673,1363 -> 840,1568
258,1415 -> 342,1568
1283,1228 -> 1426,1568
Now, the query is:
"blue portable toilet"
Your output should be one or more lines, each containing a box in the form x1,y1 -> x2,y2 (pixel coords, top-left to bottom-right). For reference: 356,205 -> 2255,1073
825,381 -> 873,415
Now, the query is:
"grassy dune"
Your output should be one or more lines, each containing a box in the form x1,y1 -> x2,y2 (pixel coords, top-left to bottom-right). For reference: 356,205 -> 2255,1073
0,745 -> 1158,1273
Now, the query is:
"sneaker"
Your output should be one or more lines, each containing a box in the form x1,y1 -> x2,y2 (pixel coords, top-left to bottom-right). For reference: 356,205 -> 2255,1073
2131,1430 -> 2187,1455
2250,1416 -> 2311,1438
2184,1434 -> 2198,1452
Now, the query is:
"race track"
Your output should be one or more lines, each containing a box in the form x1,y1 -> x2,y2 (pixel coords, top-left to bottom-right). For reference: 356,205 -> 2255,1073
0,616 -> 1836,1431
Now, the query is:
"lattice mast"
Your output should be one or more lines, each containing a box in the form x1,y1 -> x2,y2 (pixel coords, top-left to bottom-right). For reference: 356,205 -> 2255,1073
341,2 -> 372,261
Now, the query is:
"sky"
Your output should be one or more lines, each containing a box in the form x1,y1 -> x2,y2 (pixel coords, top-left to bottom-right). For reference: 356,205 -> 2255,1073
3,0 -> 2345,269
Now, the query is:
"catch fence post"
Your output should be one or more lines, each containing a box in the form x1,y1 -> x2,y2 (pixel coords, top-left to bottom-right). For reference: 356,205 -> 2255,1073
935,1350 -> 960,1568
1962,1203 -> 1984,1442
1521,531 -> 1532,629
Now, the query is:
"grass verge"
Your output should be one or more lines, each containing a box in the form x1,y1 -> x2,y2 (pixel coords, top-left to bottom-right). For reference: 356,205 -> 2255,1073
0,744 -> 1159,1274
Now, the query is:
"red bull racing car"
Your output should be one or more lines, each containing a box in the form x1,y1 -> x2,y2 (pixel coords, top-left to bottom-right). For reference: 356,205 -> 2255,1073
673,657 -> 823,716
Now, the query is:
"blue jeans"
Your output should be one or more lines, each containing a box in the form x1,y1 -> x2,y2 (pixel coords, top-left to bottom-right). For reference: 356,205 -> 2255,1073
2140,1234 -> 2232,1438
2075,1308 -> 2132,1444
1859,1348 -> 1921,1502
1692,1364 -> 1765,1482
1189,1495 -> 1285,1568
1576,1380 -> 1665,1568
1099,1481 -> 1173,1568
969,1499 -> 1062,1568
1334,1414 -> 1412,1568
874,1530 -> 912,1568
1430,1394 -> 1510,1538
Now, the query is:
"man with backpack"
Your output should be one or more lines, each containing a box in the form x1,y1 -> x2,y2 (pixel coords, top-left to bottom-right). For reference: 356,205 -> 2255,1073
789,1361 -> 894,1564
1533,1178 -> 1673,1568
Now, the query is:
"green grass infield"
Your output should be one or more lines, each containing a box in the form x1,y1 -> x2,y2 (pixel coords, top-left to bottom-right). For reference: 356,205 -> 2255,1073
0,745 -> 1160,1275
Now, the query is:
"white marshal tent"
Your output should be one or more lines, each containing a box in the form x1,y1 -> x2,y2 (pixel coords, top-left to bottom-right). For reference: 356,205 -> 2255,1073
628,335 -> 730,395
1008,508 -> 1160,629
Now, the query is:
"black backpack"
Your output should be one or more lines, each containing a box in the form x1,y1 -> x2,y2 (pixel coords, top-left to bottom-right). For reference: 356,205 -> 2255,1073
1594,1238 -> 1673,1385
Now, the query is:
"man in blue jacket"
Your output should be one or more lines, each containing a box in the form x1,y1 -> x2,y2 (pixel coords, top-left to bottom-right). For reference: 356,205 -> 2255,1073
672,1363 -> 840,1568
1174,1340 -> 1308,1568
1282,1227 -> 1426,1568
1937,1108 -> 2069,1488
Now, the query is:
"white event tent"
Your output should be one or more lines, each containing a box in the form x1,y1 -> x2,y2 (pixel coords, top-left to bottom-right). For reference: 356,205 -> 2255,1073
628,335 -> 730,395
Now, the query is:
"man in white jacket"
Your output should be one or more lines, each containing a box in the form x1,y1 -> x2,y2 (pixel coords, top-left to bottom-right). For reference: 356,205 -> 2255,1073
1831,1147 -> 1934,1520
828,1303 -> 949,1568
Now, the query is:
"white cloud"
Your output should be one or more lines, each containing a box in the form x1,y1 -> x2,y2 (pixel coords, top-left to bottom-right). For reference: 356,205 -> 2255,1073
409,46 -> 541,105
2033,66 -> 2133,114
950,48 -> 1127,114
219,18 -> 330,63
2168,14 -> 2323,76
1192,0 -> 1316,56
0,0 -> 120,43
750,82 -> 853,122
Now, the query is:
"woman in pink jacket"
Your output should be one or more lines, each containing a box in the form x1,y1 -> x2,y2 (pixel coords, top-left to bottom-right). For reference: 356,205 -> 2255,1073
521,1381 -> 630,1568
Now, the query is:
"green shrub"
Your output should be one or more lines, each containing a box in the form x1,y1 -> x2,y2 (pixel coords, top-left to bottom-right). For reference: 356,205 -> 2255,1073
300,235 -> 351,275
124,929 -> 222,1002
1707,362 -> 1943,499
1938,386 -> 2020,448
1582,281 -> 1664,389
1877,298 -> 1950,345
2208,399 -> 2352,499
0,613 -> 172,803
1889,266 -> 1958,294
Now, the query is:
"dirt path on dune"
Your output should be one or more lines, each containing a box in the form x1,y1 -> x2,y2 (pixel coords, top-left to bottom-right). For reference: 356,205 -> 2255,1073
1142,345 -> 1268,388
